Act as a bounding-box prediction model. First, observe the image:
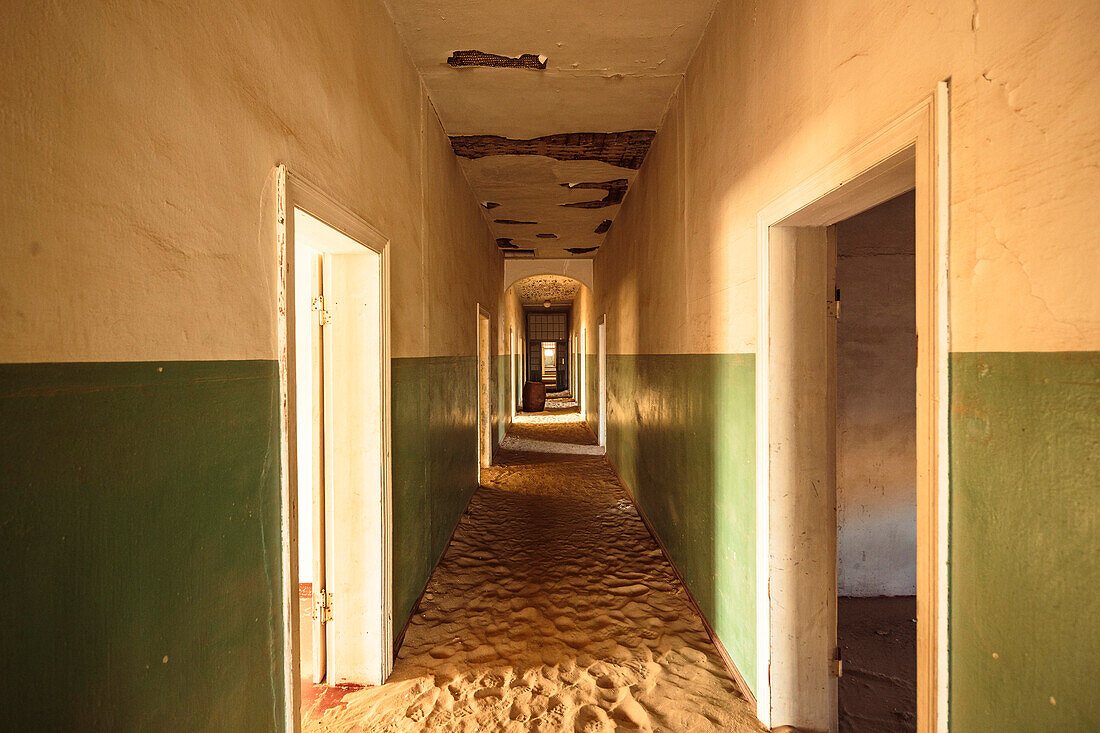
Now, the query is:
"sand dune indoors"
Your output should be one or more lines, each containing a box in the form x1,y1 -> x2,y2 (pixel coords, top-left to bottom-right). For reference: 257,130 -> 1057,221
304,405 -> 762,732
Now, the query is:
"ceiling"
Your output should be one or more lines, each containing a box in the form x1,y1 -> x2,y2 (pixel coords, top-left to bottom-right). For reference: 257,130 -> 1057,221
513,275 -> 581,305
383,0 -> 719,258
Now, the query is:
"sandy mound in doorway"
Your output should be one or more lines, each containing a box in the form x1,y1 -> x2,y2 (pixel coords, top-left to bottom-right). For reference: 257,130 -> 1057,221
304,410 -> 763,733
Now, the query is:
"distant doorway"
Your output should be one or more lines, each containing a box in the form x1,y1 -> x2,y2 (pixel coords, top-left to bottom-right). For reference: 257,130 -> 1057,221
541,341 -> 557,387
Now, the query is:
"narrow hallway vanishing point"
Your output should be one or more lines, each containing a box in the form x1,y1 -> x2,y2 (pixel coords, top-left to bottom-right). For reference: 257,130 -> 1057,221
303,395 -> 763,732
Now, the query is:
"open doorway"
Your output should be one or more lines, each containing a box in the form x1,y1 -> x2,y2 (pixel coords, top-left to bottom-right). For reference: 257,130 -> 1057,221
834,192 -> 917,731
755,89 -> 948,733
278,170 -> 393,730
477,306 -> 492,476
541,341 -> 557,387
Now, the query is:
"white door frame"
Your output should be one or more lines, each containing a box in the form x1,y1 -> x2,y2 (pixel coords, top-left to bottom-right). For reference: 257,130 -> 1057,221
509,328 -> 515,422
274,166 -> 394,731
754,85 -> 949,732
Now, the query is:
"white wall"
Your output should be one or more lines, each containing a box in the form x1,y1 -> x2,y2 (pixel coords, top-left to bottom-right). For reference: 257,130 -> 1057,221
836,192 -> 917,597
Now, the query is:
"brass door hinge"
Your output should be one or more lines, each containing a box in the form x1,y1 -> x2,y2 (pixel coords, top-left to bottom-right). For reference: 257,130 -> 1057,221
312,296 -> 332,327
831,647 -> 843,678
312,588 -> 332,624
827,288 -> 841,320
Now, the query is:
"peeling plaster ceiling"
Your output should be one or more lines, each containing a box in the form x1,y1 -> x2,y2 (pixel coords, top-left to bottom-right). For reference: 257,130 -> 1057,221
382,0 -> 719,258
514,275 -> 582,305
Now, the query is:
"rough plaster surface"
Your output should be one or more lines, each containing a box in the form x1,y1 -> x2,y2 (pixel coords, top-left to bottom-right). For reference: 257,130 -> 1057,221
836,193 -> 918,597
0,0 -> 500,362
513,275 -> 581,305
597,0 -> 1100,354
381,0 -> 721,258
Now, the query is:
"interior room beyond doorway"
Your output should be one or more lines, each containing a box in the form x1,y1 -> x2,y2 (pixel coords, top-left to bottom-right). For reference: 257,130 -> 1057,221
834,191 -> 918,732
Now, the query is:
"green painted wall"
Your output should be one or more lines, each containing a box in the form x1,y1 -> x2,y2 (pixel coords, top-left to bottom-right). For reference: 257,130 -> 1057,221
949,351 -> 1099,731
391,358 -> 431,631
586,353 -> 598,433
0,361 -> 283,731
495,353 -> 510,445
390,356 -> 480,633
605,353 -> 756,691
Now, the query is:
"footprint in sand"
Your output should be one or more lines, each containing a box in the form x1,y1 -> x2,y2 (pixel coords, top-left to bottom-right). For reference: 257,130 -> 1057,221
611,697 -> 652,730
574,704 -> 613,732
510,700 -> 533,722
543,697 -> 568,727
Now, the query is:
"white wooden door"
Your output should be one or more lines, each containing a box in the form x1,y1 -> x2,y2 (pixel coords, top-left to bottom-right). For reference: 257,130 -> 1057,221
324,251 -> 385,685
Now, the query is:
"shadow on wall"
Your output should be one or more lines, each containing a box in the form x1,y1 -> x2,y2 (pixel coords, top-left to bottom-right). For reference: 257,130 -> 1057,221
604,351 -> 756,688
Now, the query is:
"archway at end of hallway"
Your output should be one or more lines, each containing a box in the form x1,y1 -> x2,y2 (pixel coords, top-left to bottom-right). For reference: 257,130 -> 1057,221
502,269 -> 605,444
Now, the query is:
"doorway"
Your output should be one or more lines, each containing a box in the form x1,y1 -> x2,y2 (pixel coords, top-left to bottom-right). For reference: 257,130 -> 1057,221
755,89 -> 948,733
509,329 -> 516,421
834,192 -> 918,731
541,341 -> 557,387
477,306 -> 492,475
278,170 -> 393,731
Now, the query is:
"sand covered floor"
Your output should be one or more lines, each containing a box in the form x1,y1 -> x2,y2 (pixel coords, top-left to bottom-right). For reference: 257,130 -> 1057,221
304,405 -> 763,732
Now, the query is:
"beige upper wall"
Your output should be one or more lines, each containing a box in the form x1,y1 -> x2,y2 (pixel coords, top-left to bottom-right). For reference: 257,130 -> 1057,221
597,0 -> 1100,354
0,0 -> 498,363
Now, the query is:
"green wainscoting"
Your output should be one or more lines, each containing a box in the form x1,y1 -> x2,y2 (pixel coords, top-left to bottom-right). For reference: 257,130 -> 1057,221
605,353 -> 757,693
0,360 -> 283,730
495,353 -> 509,445
586,353 -> 598,433
391,355 -> 480,633
949,351 -> 1099,731
391,357 -> 431,631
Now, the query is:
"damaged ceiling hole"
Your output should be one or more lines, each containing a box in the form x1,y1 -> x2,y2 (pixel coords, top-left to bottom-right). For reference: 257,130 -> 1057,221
536,233 -> 558,239
496,238 -> 518,249
565,246 -> 599,254
482,201 -> 501,209
595,220 -> 613,234
450,131 -> 656,170
560,179 -> 628,209
448,50 -> 547,69
494,219 -> 539,225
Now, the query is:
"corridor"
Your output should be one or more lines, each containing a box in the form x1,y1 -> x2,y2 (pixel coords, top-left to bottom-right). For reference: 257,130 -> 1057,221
5,1 -> 1097,730
304,399 -> 763,732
